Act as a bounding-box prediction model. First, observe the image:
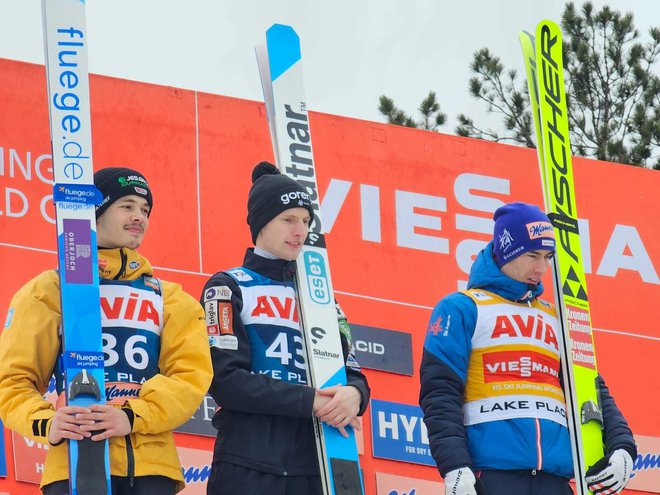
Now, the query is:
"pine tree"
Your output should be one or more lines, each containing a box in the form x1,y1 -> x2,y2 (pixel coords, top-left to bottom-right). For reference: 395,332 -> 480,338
378,91 -> 446,132
380,2 -> 660,168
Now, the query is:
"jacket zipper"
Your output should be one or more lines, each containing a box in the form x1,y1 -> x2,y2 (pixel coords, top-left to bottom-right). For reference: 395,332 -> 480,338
535,417 -> 543,471
126,433 -> 135,486
113,248 -> 128,280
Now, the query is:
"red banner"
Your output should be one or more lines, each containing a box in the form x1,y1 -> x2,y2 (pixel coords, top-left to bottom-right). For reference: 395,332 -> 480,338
1,58 -> 658,494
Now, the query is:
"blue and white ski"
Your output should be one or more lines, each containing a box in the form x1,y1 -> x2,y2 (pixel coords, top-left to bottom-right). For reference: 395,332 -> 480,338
42,1 -> 110,494
256,24 -> 364,495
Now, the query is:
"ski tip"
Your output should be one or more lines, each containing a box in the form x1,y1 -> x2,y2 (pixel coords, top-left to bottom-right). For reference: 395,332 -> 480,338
266,24 -> 301,81
267,23 -> 300,40
535,20 -> 563,49
536,19 -> 561,32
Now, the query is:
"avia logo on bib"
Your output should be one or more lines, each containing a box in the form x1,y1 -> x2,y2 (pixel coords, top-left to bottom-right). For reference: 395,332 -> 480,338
99,285 -> 163,334
251,295 -> 299,323
491,313 -> 558,350
101,292 -> 160,326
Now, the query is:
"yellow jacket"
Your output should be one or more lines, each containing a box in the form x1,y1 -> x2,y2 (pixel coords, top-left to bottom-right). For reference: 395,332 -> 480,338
0,248 -> 212,491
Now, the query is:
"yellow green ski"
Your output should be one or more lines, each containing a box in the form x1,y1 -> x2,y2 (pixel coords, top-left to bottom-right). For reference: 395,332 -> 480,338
519,20 -> 604,495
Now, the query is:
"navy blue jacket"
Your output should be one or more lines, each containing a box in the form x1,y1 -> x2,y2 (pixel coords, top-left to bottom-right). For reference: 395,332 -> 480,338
202,249 -> 370,476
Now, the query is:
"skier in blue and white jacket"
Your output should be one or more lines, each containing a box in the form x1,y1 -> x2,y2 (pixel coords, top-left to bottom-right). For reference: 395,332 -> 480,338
201,162 -> 370,495
419,202 -> 636,495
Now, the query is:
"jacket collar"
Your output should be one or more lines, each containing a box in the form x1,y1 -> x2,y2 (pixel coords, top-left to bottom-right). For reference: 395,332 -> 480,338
467,241 -> 545,304
242,248 -> 296,283
98,248 -> 153,281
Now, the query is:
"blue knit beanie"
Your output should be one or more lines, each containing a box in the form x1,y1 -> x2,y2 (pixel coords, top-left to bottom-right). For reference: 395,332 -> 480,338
492,202 -> 556,268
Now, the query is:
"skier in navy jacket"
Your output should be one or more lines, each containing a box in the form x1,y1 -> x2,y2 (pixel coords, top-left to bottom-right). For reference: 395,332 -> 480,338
201,162 -> 370,495
419,202 -> 636,495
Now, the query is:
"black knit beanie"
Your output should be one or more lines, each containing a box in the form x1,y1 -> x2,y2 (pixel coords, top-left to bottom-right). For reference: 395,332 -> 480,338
94,167 -> 153,218
247,161 -> 315,243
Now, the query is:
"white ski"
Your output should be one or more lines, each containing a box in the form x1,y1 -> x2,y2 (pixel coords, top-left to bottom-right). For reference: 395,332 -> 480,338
256,24 -> 364,495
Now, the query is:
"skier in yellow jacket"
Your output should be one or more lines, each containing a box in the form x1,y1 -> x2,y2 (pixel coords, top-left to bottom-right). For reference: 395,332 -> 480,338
0,167 -> 212,495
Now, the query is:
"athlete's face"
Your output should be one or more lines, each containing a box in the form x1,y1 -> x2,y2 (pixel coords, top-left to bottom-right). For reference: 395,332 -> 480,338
255,207 -> 311,260
500,249 -> 554,285
96,195 -> 150,249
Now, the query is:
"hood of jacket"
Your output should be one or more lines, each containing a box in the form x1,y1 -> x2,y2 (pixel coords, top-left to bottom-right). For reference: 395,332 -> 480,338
467,241 -> 545,303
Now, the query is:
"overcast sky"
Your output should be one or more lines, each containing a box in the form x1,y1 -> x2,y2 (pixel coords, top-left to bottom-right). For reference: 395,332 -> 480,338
1,0 -> 658,133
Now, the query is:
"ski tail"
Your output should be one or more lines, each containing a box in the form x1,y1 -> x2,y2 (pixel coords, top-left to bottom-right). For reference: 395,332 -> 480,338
256,23 -> 365,495
41,1 -> 110,494
520,20 -> 605,494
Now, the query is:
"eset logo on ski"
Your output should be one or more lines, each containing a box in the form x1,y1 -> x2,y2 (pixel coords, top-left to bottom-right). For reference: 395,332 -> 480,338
304,251 -> 330,304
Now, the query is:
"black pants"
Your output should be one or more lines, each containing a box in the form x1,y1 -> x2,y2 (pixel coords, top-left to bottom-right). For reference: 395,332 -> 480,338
477,469 -> 573,495
207,462 -> 323,495
42,475 -> 176,495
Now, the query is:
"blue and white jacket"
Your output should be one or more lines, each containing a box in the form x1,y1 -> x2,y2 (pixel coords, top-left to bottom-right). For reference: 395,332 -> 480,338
419,242 -> 636,478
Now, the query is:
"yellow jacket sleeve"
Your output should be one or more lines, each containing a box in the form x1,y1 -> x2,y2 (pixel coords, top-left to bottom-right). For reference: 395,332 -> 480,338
126,280 -> 212,434
0,270 -> 60,443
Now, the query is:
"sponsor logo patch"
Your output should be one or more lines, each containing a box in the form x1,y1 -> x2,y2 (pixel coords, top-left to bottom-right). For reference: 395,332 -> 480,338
219,303 -> 233,334
211,334 -> 238,350
427,316 -> 443,337
144,276 -> 160,291
205,300 -> 218,326
105,382 -> 141,405
527,220 -> 555,240
304,252 -> 330,304
204,285 -> 232,302
4,308 -> 14,328
482,350 -> 560,385
499,228 -> 514,252
101,290 -> 161,327
280,190 -> 311,206
250,295 -> 298,323
231,270 -> 252,282
471,291 -> 493,301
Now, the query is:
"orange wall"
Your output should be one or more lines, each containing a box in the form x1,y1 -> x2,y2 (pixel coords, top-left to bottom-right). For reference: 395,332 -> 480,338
1,59 -> 658,494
